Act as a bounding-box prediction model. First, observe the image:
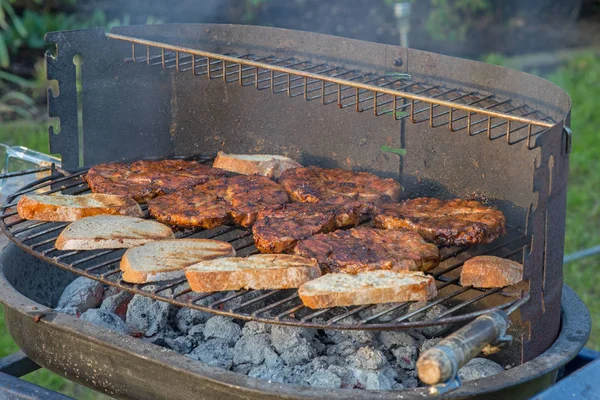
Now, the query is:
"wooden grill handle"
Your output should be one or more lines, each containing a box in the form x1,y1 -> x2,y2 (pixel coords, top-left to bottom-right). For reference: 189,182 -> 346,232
416,309 -> 511,385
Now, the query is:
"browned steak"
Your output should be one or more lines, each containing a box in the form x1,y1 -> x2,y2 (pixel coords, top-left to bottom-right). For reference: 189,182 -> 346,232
252,203 -> 336,254
86,159 -> 226,203
294,227 -> 440,274
374,198 -> 506,246
278,166 -> 402,226
148,175 -> 289,229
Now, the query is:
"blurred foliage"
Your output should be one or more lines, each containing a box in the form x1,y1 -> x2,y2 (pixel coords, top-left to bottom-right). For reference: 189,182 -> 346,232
0,0 -> 160,122
385,0 -> 492,42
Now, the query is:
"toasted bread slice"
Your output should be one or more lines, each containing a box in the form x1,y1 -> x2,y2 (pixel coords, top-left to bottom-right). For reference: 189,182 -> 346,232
185,254 -> 320,292
298,270 -> 437,309
120,239 -> 235,283
56,215 -> 174,250
212,151 -> 302,179
17,193 -> 143,222
460,256 -> 523,288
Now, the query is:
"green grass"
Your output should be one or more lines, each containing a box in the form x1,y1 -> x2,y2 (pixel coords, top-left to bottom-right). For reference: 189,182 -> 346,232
547,54 -> 600,350
0,54 -> 598,397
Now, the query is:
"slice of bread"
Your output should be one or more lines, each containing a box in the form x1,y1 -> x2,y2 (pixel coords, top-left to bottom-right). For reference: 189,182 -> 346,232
298,270 -> 437,309
185,254 -> 320,292
55,215 -> 174,250
212,151 -> 302,179
120,239 -> 235,283
460,256 -> 523,288
17,193 -> 143,222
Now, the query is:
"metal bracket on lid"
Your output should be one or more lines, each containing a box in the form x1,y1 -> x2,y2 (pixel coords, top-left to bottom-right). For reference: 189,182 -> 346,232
563,126 -> 572,154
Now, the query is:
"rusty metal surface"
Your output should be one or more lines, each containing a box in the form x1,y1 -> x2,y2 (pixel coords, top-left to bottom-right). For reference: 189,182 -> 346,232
41,24 -> 571,361
0,235 -> 589,399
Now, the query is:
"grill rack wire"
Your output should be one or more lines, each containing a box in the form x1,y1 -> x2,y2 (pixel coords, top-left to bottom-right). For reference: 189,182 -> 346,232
0,160 -> 529,331
106,32 -> 556,150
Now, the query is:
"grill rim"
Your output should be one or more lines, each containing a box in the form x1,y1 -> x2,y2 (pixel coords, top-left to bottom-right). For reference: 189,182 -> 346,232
0,162 -> 529,331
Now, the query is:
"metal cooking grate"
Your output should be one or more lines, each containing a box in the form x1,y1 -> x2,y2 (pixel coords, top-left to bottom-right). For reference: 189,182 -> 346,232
0,161 -> 529,330
106,32 -> 555,149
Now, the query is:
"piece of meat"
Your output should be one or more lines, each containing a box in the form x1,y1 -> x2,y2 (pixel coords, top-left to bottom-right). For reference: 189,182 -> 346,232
294,227 -> 440,274
373,198 -> 506,246
252,203 -> 336,254
148,175 -> 289,229
86,159 -> 226,203
278,166 -> 402,223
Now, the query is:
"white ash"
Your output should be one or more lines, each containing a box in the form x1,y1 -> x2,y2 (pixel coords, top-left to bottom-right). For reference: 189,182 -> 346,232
419,338 -> 442,353
57,278 -> 501,391
407,302 -> 451,338
55,277 -> 104,315
233,333 -> 276,365
100,290 -> 132,319
126,291 -> 171,337
458,358 -> 505,382
188,338 -> 234,369
80,309 -> 129,334
308,369 -> 343,389
203,316 -> 242,345
174,308 -> 211,334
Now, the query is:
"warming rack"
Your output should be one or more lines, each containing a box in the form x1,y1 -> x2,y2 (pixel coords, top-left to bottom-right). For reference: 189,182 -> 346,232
0,161 -> 530,331
105,32 -> 556,149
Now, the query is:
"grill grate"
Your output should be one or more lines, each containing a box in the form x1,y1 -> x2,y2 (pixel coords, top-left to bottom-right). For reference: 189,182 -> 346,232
106,32 -> 556,149
0,163 -> 529,331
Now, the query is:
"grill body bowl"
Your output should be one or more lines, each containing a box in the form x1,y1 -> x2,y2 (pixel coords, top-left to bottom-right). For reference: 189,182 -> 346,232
0,237 -> 589,399
44,23 -> 571,362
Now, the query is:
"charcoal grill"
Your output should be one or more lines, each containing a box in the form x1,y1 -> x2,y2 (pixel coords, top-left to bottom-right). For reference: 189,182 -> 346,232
0,23 -> 591,399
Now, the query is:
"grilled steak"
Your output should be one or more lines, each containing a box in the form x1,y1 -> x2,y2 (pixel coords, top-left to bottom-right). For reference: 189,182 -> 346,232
252,203 -> 336,254
278,166 -> 402,224
86,159 -> 226,203
148,175 -> 289,229
294,227 -> 440,274
374,198 -> 506,246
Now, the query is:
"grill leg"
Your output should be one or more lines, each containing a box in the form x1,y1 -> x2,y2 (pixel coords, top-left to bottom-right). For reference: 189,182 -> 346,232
0,351 -> 73,399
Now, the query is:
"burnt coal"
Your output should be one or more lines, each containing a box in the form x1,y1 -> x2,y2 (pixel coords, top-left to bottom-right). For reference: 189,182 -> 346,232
458,358 -> 506,382
57,282 -> 505,390
126,290 -> 171,337
55,276 -> 103,315
100,290 -> 132,319
80,309 -> 129,334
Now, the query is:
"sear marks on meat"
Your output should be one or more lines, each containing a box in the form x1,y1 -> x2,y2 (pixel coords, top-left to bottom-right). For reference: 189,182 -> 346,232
86,159 -> 226,203
294,227 -> 440,274
374,198 -> 506,247
148,175 -> 289,229
278,166 -> 402,225
252,203 -> 336,254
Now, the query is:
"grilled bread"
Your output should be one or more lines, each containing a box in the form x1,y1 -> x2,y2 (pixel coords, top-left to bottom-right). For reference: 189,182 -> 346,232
374,198 -> 506,246
55,215 -> 174,250
294,227 -> 440,274
298,270 -> 437,309
185,254 -> 320,292
212,151 -> 302,179
17,193 -> 143,222
120,239 -> 235,283
86,159 -> 226,203
148,175 -> 289,229
460,256 -> 523,288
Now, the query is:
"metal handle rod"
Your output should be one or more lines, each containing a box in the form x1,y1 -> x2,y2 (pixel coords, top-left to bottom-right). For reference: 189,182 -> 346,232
416,309 -> 509,385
